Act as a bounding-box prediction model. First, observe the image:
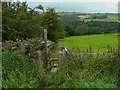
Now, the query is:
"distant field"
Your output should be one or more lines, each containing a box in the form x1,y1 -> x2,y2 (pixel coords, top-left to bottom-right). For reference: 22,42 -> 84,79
58,12 -> 89,15
58,12 -> 75,15
59,12 -> 118,22
59,33 -> 118,53
79,19 -> 119,23
107,14 -> 118,20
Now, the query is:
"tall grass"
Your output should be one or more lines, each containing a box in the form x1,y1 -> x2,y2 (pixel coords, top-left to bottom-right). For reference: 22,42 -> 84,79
52,52 -> 119,88
2,43 -> 120,88
2,50 -> 48,88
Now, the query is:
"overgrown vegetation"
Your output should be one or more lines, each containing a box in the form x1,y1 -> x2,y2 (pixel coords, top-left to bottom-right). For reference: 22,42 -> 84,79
2,50 -> 47,88
52,52 -> 119,88
2,49 -> 119,88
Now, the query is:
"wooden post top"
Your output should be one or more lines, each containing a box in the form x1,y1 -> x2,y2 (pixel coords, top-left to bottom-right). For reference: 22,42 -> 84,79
44,29 -> 47,40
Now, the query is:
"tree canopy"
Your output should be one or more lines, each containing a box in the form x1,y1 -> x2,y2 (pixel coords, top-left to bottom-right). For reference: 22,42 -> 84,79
2,2 -> 44,41
2,2 -> 66,42
41,8 -> 66,42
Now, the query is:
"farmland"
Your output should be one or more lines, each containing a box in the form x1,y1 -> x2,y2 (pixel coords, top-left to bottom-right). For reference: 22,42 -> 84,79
107,14 -> 118,20
2,2 -> 120,88
79,18 -> 119,23
79,19 -> 119,23
59,33 -> 118,53
78,14 -> 119,22
59,12 -> 119,23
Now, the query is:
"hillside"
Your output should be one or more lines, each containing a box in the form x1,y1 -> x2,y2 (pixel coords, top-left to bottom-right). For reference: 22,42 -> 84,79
59,33 -> 118,53
59,12 -> 119,22
2,2 -> 119,88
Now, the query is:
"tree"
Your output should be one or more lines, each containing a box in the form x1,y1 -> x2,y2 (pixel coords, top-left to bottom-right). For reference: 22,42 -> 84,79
88,27 -> 102,34
41,8 -> 66,42
64,24 -> 75,36
75,24 -> 89,36
2,2 -> 43,41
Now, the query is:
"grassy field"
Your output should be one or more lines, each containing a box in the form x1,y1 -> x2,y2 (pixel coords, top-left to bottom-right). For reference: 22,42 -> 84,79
59,33 -> 118,53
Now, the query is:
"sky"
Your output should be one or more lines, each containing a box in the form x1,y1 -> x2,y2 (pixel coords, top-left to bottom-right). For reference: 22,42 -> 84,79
4,0 -> 120,2
27,2 -> 118,13
3,0 -> 119,13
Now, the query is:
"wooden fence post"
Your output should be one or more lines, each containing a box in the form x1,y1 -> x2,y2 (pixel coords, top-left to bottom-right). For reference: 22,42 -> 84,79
36,51 -> 42,66
44,29 -> 48,68
58,51 -> 64,64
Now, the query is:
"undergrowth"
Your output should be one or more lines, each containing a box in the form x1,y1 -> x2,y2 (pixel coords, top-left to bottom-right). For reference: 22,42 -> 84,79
2,49 -> 120,88
2,50 -> 48,88
52,53 -> 119,88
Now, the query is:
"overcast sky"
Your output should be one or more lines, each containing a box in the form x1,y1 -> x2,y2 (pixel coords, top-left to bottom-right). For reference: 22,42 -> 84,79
3,0 -> 119,13
27,1 -> 118,13
7,0 -> 120,2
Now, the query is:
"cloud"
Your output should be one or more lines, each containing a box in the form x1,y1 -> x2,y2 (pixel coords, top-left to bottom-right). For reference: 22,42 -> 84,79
27,0 -> 119,2
4,0 -> 119,2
